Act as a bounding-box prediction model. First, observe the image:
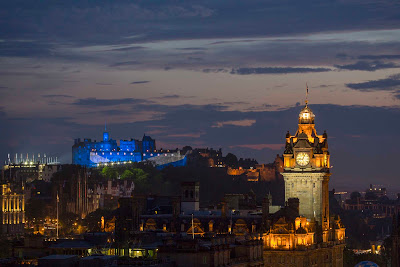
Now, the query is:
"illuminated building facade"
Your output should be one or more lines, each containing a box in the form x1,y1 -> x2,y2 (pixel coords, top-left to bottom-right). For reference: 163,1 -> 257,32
0,183 -> 25,235
282,101 -> 330,231
73,129 -> 188,168
72,129 -> 155,167
2,155 -> 60,183
262,99 -> 346,267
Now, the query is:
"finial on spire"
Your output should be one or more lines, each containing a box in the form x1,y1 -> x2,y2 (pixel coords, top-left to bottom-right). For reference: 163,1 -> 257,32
105,121 -> 107,131
305,83 -> 309,106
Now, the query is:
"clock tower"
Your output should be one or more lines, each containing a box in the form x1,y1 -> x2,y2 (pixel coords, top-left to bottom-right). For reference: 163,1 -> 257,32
282,101 -> 331,237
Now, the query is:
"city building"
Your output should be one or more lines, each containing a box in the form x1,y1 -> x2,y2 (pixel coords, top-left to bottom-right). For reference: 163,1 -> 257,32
72,128 -> 187,168
64,170 -> 100,218
181,182 -> 200,214
158,235 -> 264,267
262,99 -> 346,267
94,179 -> 135,210
227,154 -> 284,182
111,99 -> 345,266
263,101 -> 345,266
282,102 -> 330,228
0,183 -> 25,235
343,187 -> 400,218
392,213 -> 400,267
192,148 -> 225,167
2,155 -> 60,184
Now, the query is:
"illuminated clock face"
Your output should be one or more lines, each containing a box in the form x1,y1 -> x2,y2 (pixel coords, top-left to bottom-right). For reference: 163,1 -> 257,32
296,152 -> 310,166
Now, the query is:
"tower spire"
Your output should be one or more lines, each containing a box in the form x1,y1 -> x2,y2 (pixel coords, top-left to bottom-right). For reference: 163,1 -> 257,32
105,121 -> 107,131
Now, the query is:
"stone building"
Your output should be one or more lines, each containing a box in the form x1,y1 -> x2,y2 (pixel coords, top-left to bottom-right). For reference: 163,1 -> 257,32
262,99 -> 345,267
0,183 -> 25,235
181,181 -> 200,214
58,168 -> 100,219
227,154 -> 283,182
158,235 -> 264,267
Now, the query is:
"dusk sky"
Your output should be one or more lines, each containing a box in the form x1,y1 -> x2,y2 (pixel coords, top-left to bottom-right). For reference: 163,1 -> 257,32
1,0 -> 400,192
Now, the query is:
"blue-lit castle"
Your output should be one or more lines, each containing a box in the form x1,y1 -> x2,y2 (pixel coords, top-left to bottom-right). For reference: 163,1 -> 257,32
72,128 -> 187,168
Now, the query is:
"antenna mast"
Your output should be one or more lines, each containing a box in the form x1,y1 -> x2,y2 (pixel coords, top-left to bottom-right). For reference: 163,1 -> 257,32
305,83 -> 309,106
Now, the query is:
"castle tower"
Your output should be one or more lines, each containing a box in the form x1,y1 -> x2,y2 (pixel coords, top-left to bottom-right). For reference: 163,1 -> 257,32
103,123 -> 109,142
282,97 -> 331,237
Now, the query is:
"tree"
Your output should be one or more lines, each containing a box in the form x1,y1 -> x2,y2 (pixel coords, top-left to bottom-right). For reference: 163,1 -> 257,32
121,169 -> 134,180
101,166 -> 118,179
133,168 -> 148,182
132,168 -> 149,192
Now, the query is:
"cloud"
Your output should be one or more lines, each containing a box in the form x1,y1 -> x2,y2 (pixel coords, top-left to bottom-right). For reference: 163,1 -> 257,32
231,67 -> 331,75
346,74 -> 400,91
202,68 -> 228,73
212,119 -> 256,128
335,60 -> 399,71
359,55 -> 400,60
109,61 -> 141,67
154,94 -> 194,99
318,84 -> 334,88
0,40 -> 54,57
176,47 -> 207,51
230,144 -> 285,150
96,83 -> 113,86
105,46 -> 145,52
209,39 -> 259,45
73,97 -> 151,107
167,132 -> 204,138
336,53 -> 350,59
130,81 -> 150,84
157,94 -> 181,99
42,94 -> 74,98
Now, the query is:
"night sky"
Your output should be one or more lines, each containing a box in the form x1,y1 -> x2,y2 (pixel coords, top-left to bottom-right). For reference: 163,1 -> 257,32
1,0 -> 400,192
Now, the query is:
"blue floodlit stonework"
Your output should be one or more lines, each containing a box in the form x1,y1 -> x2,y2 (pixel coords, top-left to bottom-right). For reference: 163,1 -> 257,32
72,130 -> 186,168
